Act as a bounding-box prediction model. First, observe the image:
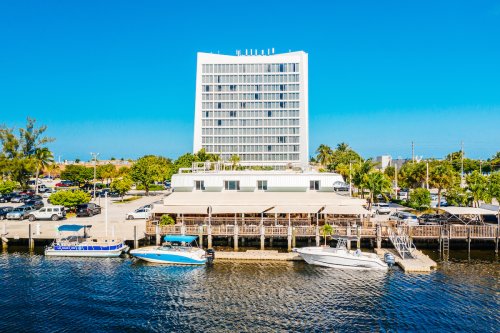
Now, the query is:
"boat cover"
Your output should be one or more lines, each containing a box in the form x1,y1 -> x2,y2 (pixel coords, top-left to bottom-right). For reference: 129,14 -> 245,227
58,225 -> 88,232
163,235 -> 197,243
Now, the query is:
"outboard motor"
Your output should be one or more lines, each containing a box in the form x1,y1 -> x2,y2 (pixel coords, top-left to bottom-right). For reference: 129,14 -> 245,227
384,253 -> 396,268
206,249 -> 215,265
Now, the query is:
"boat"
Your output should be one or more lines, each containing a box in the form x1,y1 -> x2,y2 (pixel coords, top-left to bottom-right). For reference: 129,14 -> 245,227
130,235 -> 214,265
295,237 -> 388,270
45,225 -> 129,257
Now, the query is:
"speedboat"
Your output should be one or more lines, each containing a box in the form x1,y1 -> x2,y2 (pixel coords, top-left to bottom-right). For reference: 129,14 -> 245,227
130,235 -> 213,265
45,225 -> 129,257
295,237 -> 388,270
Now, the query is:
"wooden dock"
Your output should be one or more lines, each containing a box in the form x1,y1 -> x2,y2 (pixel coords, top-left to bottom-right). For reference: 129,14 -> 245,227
215,250 -> 302,261
375,248 -> 437,273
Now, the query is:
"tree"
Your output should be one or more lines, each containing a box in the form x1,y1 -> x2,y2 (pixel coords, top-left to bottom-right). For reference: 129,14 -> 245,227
352,159 -> 377,198
33,147 -> 54,194
363,171 -> 393,209
45,163 -> 61,178
315,144 -> 333,167
408,188 -> 431,210
130,155 -> 171,196
0,180 -> 18,194
229,155 -> 240,169
61,165 -> 93,187
110,177 -> 133,201
320,224 -> 334,246
445,186 -> 469,207
48,190 -> 90,209
466,171 -> 490,207
334,163 -> 350,179
429,161 -> 458,208
160,214 -> 175,226
398,162 -> 427,189
384,166 -> 396,179
97,164 -> 116,185
167,153 -> 195,180
194,148 -> 219,162
489,172 -> 500,203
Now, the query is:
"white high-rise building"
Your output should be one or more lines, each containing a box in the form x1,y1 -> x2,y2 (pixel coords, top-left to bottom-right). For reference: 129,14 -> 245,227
193,50 -> 308,168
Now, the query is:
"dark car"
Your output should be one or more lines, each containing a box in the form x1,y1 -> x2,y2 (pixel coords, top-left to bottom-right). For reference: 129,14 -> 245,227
11,194 -> 29,203
24,199 -> 44,210
418,214 -> 441,225
0,193 -> 15,203
0,207 -> 14,220
76,203 -> 101,217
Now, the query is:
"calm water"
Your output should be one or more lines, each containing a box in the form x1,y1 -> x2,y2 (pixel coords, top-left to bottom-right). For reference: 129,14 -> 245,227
0,249 -> 498,332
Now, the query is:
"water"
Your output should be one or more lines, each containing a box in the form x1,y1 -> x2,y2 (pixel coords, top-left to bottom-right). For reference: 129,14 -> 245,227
0,249 -> 498,332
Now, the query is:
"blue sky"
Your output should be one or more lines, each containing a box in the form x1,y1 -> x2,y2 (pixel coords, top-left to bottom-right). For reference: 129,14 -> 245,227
1,1 -> 499,161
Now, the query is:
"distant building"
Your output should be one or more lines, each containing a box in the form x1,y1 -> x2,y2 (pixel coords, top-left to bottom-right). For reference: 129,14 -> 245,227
375,155 -> 392,171
193,50 -> 309,168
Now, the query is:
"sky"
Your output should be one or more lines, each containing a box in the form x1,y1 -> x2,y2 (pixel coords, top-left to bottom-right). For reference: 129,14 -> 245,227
1,1 -> 499,162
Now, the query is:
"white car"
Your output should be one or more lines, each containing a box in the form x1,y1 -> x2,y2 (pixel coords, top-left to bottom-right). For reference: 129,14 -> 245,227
126,207 -> 151,220
371,203 -> 391,215
28,206 -> 66,221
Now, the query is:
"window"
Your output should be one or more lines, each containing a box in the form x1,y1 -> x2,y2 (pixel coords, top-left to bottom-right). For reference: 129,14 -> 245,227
217,120 -> 222,126
310,180 -> 320,191
224,181 -> 240,191
257,180 -> 268,191
195,181 -> 205,191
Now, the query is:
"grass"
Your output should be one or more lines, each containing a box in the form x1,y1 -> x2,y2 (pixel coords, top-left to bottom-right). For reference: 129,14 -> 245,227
114,196 -> 141,204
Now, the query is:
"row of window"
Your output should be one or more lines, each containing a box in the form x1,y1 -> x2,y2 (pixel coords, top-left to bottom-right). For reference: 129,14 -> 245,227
202,135 -> 300,144
202,93 -> 300,101
202,84 -> 299,93
203,119 -> 300,127
202,74 -> 300,84
200,144 -> 300,153
203,110 -> 301,119
201,127 -> 300,135
202,63 -> 300,74
202,101 -> 300,110
194,180 -> 322,191
203,151 -> 300,161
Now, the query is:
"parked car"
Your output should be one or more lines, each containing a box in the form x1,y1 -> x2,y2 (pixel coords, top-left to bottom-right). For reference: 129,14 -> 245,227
24,199 -> 44,210
76,203 -> 101,217
418,214 -> 441,225
55,180 -> 75,187
371,203 -> 391,215
6,205 -> 37,220
397,191 -> 409,201
28,206 -> 66,221
11,195 -> 28,203
42,188 -> 55,198
388,211 -> 419,226
126,207 -> 151,220
0,207 -> 14,220
0,193 -> 15,203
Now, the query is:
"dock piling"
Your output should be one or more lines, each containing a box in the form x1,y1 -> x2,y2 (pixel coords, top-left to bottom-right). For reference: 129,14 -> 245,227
287,226 -> 292,252
133,225 -> 138,249
28,223 -> 34,250
234,224 -> 239,251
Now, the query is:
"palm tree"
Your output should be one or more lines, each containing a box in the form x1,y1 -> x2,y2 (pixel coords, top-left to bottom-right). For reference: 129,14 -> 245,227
352,159 -> 377,198
334,163 -> 350,179
315,144 -> 333,167
229,155 -> 240,170
489,172 -> 500,204
429,162 -> 458,208
364,172 -> 393,210
320,223 -> 334,246
45,163 -> 60,179
33,147 -> 54,194
336,142 -> 350,152
466,171 -> 490,207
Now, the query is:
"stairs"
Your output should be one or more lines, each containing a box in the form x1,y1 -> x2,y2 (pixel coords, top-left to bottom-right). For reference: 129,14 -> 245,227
387,226 -> 416,259
441,228 -> 450,260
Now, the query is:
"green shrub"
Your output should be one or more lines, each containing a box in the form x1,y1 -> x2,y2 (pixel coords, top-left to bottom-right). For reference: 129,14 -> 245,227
0,180 -> 18,194
136,183 -> 164,191
408,188 -> 431,211
49,190 -> 91,209
159,214 -> 175,226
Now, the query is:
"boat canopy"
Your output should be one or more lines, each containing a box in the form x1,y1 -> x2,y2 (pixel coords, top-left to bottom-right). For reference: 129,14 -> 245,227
163,235 -> 197,243
58,225 -> 89,232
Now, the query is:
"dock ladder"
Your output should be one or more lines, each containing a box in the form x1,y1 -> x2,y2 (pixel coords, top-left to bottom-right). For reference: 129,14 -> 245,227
387,226 -> 416,259
441,227 -> 450,260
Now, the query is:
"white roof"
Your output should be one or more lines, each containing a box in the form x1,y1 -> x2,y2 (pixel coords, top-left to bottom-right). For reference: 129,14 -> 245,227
152,192 -> 365,215
440,207 -> 498,216
322,206 -> 370,215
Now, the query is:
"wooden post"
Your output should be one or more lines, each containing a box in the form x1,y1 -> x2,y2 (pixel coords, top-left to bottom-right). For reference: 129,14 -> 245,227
2,222 -> 7,250
207,225 -> 212,249
155,224 -> 160,245
315,225 -> 320,247
495,226 -> 498,254
346,225 -> 352,250
467,226 -> 471,255
376,223 -> 381,249
260,224 -> 265,250
234,224 -> 239,251
269,237 -> 273,248
28,223 -> 34,251
133,225 -> 138,249
356,226 -> 361,249
292,227 -> 296,248
438,225 -> 442,253
198,225 -> 203,248
287,225 -> 292,252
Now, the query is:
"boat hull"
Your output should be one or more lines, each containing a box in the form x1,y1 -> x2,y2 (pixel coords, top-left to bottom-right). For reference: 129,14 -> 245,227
45,244 -> 129,258
297,247 -> 388,270
130,247 -> 206,265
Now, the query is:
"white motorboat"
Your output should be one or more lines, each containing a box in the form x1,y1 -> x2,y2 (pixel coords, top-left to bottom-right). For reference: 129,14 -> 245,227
45,225 -> 129,257
130,235 -> 214,265
295,238 -> 388,270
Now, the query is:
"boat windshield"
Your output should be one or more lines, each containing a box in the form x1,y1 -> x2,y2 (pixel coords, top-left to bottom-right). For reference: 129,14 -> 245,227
160,241 -> 192,250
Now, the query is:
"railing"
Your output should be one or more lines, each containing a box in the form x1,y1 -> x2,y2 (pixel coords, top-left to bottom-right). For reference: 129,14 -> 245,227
145,221 -> 499,240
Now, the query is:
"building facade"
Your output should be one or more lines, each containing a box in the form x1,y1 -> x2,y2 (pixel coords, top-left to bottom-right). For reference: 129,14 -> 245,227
193,51 -> 308,168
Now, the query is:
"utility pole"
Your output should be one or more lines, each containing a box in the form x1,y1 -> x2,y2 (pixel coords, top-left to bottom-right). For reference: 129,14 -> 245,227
426,160 -> 429,190
412,141 -> 415,163
90,152 -> 99,200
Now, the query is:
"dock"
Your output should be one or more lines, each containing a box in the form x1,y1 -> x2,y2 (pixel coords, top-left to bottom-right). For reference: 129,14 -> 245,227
215,250 -> 302,261
374,248 -> 437,273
